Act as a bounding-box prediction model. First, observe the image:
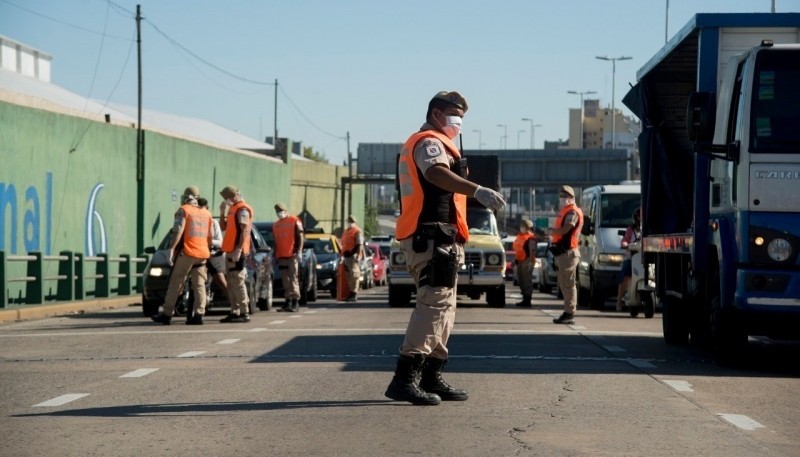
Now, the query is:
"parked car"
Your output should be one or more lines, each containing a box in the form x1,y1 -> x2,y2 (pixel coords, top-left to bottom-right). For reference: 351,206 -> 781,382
536,241 -> 558,294
253,222 -> 318,305
141,225 -> 273,317
360,244 -> 375,289
306,232 -> 341,297
369,242 -> 387,286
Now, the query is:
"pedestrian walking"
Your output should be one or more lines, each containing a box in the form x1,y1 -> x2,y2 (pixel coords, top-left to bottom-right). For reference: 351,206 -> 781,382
340,215 -> 364,302
513,218 -> 537,307
550,185 -> 584,324
273,202 -> 304,312
218,185 -> 254,323
151,186 -> 213,325
616,207 -> 641,311
385,90 -> 506,406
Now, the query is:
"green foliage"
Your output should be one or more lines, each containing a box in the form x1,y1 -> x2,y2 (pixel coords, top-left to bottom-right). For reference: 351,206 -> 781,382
363,205 -> 380,239
303,146 -> 329,164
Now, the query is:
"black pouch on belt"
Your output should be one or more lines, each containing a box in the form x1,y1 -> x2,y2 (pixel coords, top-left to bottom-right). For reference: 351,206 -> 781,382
423,246 -> 458,288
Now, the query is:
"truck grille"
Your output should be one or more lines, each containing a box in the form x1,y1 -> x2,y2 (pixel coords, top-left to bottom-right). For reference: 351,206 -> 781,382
463,252 -> 482,269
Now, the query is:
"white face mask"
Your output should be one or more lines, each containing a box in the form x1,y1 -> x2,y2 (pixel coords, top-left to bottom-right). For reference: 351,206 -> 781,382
346,222 -> 354,229
442,115 -> 463,140
559,197 -> 571,207
276,211 -> 288,219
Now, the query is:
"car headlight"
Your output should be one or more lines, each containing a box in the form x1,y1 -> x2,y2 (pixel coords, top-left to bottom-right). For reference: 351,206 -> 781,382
534,259 -> 541,269
394,253 -> 406,266
486,253 -> 501,265
148,267 -> 164,277
767,238 -> 792,262
316,264 -> 322,270
598,253 -> 624,265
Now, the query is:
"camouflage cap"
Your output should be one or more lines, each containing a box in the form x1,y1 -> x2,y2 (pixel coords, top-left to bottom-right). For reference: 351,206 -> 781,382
220,185 -> 239,199
431,91 -> 468,112
347,214 -> 357,224
560,185 -> 575,198
183,186 -> 200,198
521,218 -> 534,228
274,203 -> 288,212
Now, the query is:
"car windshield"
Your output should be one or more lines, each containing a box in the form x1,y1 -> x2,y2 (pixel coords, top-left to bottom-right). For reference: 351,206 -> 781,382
467,207 -> 499,236
379,245 -> 390,257
751,49 -> 800,153
306,238 -> 335,255
600,194 -> 640,228
535,244 -> 548,257
254,223 -> 275,249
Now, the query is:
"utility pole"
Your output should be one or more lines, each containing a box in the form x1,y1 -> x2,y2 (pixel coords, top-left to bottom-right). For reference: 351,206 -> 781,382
274,78 -> 282,162
135,4 -> 144,255
595,56 -> 632,149
347,131 -> 352,221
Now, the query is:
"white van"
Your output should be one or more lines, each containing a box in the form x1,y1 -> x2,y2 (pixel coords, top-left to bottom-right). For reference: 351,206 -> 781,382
577,183 -> 641,309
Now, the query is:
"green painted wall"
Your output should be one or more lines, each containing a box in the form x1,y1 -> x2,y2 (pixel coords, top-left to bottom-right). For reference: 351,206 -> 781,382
289,160 -> 364,235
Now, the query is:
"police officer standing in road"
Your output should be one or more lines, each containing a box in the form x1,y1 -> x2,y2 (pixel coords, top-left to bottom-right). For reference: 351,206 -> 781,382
218,185 -> 254,323
340,214 -> 364,302
385,91 -> 506,406
198,197 -> 230,306
550,185 -> 584,324
513,218 -> 538,307
152,186 -> 213,325
273,203 -> 304,312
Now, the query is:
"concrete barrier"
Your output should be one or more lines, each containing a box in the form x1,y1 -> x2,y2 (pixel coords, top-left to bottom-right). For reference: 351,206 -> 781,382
0,296 -> 140,323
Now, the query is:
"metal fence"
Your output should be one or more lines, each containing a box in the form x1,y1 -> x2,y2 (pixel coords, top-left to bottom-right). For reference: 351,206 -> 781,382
0,251 -> 148,307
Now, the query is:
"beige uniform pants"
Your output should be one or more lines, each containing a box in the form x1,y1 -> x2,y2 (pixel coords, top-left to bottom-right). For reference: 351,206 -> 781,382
277,257 -> 301,300
555,248 -> 580,314
399,238 -> 465,359
516,260 -> 535,296
225,255 -> 249,315
163,254 -> 207,316
343,256 -> 361,294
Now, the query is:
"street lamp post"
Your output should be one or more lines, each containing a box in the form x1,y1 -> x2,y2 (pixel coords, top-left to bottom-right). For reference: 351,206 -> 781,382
521,118 -> 542,149
566,90 -> 596,149
517,129 -> 525,149
596,55 -> 632,149
472,129 -> 482,150
497,124 -> 507,149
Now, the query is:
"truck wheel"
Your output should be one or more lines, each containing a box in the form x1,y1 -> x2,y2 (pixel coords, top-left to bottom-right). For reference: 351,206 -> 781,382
662,296 -> 690,345
711,296 -> 748,366
643,293 -> 655,318
388,285 -> 411,308
308,278 -> 318,302
486,285 -> 506,308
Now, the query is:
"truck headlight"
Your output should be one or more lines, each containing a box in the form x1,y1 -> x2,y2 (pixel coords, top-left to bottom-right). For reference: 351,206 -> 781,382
598,253 -> 624,265
486,253 -> 501,265
393,253 -> 406,266
148,267 -> 164,277
768,238 -> 792,262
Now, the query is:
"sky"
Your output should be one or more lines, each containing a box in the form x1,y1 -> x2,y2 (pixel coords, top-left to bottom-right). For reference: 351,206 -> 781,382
2,0 -> 798,165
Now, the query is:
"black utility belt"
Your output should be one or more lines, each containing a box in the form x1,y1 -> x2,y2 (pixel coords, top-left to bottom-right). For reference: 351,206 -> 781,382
413,223 -> 456,249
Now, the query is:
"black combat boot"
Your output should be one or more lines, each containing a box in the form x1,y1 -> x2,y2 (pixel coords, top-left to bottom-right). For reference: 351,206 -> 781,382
290,298 -> 299,313
515,295 -> 532,307
385,355 -> 441,406
420,357 -> 469,401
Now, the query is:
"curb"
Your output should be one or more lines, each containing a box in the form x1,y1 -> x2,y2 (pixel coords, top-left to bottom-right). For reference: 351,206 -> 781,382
0,296 -> 140,323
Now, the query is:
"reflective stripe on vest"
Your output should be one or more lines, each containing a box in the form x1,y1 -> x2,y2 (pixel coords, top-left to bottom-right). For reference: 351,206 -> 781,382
221,201 -> 254,254
552,203 -> 584,249
513,232 -> 536,261
273,215 -> 300,259
181,205 -> 212,259
395,130 -> 469,242
341,224 -> 361,253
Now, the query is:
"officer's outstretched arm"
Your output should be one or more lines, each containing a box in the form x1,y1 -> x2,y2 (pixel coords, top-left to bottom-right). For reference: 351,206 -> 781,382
424,164 -> 478,196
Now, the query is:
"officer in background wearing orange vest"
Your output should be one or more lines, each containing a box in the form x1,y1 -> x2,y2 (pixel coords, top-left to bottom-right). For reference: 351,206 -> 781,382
340,214 -> 364,302
513,218 -> 538,307
272,202 -> 304,312
549,185 -> 584,324
218,185 -> 254,323
385,91 -> 506,406
152,186 -> 213,325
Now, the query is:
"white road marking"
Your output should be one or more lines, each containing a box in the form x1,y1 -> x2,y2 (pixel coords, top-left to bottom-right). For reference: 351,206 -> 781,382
603,345 -> 627,352
248,328 -> 267,332
288,315 -> 303,319
303,310 -> 318,314
717,414 -> 765,431
33,393 -> 89,407
177,351 -> 206,358
270,320 -> 287,324
663,380 -> 694,392
0,329 -> 663,337
216,339 -> 240,345
120,368 -> 159,378
628,360 -> 656,368
569,325 -> 587,330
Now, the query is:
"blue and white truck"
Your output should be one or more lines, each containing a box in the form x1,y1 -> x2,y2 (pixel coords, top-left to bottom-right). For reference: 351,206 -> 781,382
623,13 -> 800,362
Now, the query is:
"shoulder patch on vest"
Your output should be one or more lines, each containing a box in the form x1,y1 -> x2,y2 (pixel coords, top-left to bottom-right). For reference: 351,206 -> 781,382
426,144 -> 442,157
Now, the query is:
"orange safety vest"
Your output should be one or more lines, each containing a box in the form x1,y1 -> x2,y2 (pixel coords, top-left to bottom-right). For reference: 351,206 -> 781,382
396,130 -> 469,243
341,224 -> 362,254
552,203 -> 584,249
221,200 -> 254,254
273,215 -> 301,259
181,204 -> 212,259
513,232 -> 536,261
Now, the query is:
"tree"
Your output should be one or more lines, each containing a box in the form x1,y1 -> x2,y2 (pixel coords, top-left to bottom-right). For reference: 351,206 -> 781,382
303,146 -> 329,164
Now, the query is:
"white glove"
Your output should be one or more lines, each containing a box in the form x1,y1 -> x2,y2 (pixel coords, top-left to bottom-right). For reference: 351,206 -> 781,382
230,248 -> 242,262
473,186 -> 506,211
167,248 -> 175,267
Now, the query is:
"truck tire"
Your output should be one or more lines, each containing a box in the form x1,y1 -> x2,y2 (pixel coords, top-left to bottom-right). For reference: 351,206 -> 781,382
486,284 -> 506,308
662,295 -> 690,345
643,293 -> 655,319
711,296 -> 748,366
388,285 -> 411,308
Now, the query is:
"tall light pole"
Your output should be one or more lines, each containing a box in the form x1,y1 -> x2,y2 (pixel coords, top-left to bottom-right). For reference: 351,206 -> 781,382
497,124 -> 507,149
596,55 -> 632,149
472,129 -> 482,150
521,118 -> 542,149
517,129 -> 525,149
567,90 -> 596,149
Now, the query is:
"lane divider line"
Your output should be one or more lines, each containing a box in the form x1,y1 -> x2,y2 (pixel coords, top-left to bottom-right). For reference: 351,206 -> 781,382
33,393 -> 89,407
288,315 -> 303,319
603,345 -> 627,353
717,414 -> 765,431
216,339 -> 241,345
569,325 -> 587,330
270,320 -> 287,325
628,360 -> 656,369
248,328 -> 267,332
303,310 -> 318,314
119,368 -> 159,378
177,351 -> 206,358
662,380 -> 693,392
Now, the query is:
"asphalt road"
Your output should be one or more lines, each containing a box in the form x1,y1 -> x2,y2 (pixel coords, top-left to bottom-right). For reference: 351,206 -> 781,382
1,286 -> 799,457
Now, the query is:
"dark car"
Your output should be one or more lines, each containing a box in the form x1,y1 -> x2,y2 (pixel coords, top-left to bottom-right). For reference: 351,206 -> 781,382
537,241 -> 558,294
253,222 -> 318,305
141,226 -> 274,317
305,234 -> 340,297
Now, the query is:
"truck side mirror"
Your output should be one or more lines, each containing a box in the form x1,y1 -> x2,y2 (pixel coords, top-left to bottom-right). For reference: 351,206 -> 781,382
581,218 -> 593,236
686,91 -> 716,143
618,229 -> 626,236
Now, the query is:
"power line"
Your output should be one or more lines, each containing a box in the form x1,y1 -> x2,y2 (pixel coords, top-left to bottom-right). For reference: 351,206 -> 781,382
279,85 -> 344,139
0,0 -> 132,41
